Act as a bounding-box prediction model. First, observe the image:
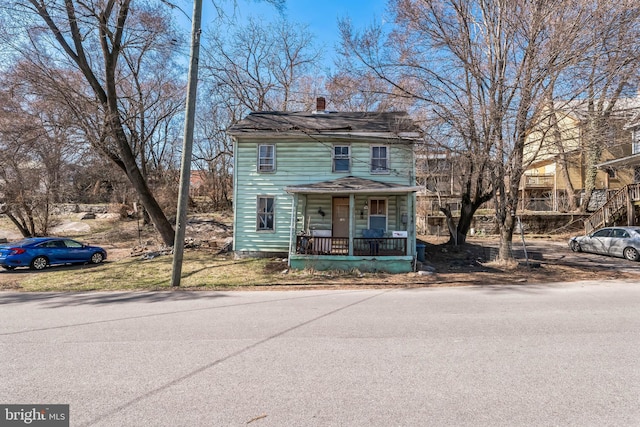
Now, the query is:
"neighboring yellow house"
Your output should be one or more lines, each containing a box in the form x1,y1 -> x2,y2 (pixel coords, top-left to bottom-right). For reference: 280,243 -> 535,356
520,100 -> 639,212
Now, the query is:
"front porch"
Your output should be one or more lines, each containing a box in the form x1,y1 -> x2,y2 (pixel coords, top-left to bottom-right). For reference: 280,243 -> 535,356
295,235 -> 408,256
285,176 -> 419,273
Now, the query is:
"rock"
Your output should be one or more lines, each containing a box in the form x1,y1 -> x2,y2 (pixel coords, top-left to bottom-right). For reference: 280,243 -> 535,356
418,270 -> 434,276
80,212 -> 96,220
50,221 -> 91,234
96,213 -> 121,220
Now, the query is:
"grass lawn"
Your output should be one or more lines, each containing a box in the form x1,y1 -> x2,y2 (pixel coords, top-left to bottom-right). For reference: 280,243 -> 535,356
7,253 -> 285,291
3,250 -> 398,291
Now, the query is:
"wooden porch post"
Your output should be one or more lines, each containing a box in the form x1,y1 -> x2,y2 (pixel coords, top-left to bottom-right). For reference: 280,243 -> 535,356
288,193 -> 299,265
407,192 -> 416,257
349,194 -> 355,256
627,185 -> 634,226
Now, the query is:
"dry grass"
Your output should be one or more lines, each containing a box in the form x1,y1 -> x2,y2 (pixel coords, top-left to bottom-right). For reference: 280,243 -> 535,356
12,252 -> 283,291
1,214 -> 639,292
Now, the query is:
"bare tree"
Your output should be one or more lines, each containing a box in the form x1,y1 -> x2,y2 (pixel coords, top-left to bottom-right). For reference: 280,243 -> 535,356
202,17 -> 323,112
5,0 -> 181,245
195,15 -> 324,210
325,71 -> 402,112
338,0 -> 628,260
0,73 -> 81,236
193,96 -> 235,210
569,1 -> 640,211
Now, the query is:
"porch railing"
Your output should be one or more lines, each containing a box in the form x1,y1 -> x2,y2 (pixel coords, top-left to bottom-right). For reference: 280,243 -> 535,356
522,174 -> 554,188
584,183 -> 640,234
295,236 -> 408,256
354,237 -> 407,256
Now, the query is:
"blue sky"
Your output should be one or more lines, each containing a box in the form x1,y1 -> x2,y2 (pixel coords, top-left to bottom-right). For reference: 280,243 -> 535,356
201,0 -> 389,67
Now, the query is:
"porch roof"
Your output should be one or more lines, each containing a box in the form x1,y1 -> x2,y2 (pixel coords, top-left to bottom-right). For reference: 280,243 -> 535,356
597,153 -> 640,169
284,176 -> 421,194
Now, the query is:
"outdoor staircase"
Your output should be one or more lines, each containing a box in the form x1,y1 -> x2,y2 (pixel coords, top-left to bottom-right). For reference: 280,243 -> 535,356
584,183 -> 640,234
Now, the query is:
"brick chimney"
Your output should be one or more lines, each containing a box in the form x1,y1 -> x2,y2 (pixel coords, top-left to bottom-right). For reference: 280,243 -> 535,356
316,97 -> 326,112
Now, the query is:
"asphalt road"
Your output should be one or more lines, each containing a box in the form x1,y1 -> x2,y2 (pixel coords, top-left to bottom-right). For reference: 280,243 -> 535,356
1,282 -> 639,426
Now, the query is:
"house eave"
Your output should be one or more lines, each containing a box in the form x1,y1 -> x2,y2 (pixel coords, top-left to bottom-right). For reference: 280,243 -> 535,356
229,131 -> 419,143
285,186 -> 421,194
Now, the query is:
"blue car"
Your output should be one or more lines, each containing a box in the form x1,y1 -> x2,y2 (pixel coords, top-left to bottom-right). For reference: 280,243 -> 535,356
0,237 -> 107,271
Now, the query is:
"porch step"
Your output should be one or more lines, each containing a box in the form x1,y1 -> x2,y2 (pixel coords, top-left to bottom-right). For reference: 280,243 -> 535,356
584,183 -> 640,234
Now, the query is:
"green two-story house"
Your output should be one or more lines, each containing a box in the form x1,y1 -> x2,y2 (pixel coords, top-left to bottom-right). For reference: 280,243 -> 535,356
228,99 -> 421,273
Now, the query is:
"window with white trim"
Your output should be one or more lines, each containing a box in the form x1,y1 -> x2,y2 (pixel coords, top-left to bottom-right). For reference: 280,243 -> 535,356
258,144 -> 275,172
257,196 -> 275,231
368,198 -> 387,231
371,146 -> 389,173
333,145 -> 350,172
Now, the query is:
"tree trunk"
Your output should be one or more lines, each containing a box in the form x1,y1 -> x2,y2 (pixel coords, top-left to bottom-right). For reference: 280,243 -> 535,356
441,197 -> 484,246
4,212 -> 31,238
582,128 -> 601,213
113,123 -> 175,245
454,201 -> 477,245
558,160 -> 577,211
498,218 -> 515,261
549,107 -> 577,211
581,107 -> 607,213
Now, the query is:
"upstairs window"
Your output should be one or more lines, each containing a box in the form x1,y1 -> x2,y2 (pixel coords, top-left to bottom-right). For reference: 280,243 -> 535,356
371,146 -> 389,173
258,144 -> 275,172
257,196 -> 275,231
333,145 -> 350,172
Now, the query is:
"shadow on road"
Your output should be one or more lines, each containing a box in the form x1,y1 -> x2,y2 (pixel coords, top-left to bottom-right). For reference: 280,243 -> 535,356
0,290 -> 231,307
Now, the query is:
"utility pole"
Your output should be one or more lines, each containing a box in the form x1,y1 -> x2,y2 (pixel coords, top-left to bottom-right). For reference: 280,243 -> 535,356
171,0 -> 203,287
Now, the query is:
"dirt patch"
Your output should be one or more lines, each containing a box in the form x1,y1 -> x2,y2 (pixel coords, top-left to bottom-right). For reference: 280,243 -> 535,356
264,258 -> 289,274
413,236 -> 640,287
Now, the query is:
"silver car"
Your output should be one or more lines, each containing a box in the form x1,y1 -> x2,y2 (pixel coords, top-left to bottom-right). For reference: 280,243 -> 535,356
569,226 -> 640,261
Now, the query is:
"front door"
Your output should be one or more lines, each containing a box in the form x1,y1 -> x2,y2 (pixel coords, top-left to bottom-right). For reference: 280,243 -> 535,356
332,197 -> 350,237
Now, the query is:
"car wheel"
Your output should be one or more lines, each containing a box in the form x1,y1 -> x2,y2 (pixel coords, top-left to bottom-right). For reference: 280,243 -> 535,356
569,240 -> 581,252
30,256 -> 48,270
623,247 -> 640,261
90,252 -> 104,264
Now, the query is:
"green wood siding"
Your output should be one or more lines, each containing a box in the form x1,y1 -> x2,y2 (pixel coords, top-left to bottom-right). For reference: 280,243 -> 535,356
233,138 -> 415,253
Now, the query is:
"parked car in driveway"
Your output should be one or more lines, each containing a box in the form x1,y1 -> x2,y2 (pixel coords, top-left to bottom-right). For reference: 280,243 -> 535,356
569,226 -> 640,261
0,237 -> 107,270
